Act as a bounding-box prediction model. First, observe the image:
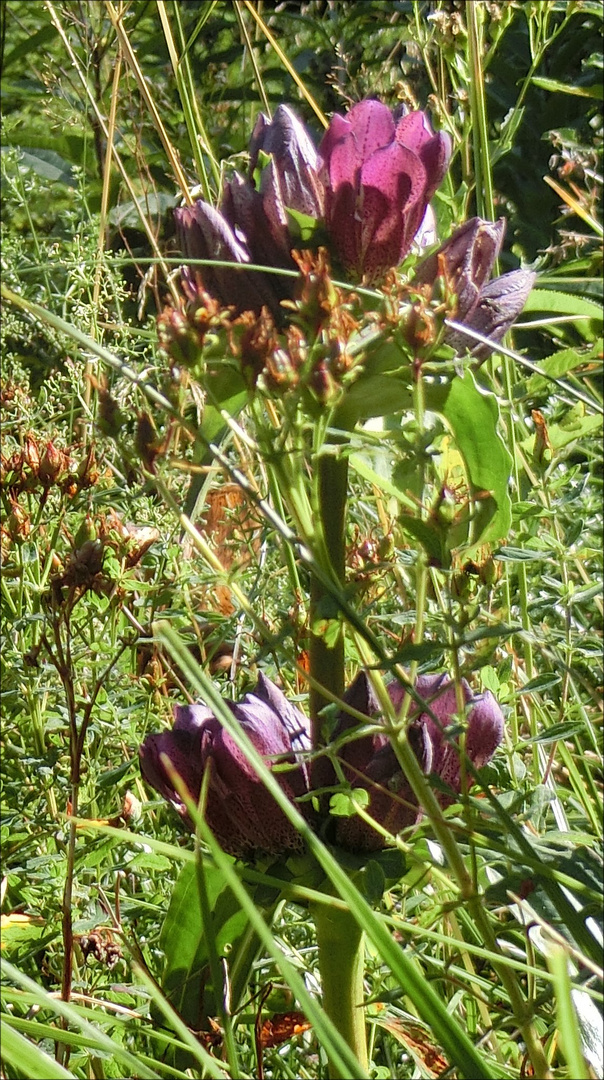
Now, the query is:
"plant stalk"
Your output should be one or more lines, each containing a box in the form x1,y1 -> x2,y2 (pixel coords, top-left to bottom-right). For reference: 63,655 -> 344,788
308,440 -> 369,1074
310,901 -> 368,1078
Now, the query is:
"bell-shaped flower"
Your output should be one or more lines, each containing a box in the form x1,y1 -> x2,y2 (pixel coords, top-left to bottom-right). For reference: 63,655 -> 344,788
414,216 -> 536,358
331,670 -> 504,850
249,104 -> 324,219
328,672 -> 433,852
139,673 -> 311,858
318,99 -> 451,283
174,197 -> 289,318
388,673 -> 505,798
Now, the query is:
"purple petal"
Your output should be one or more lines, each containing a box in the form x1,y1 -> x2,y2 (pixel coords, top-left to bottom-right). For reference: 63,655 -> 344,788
175,200 -> 270,315
335,719 -> 432,852
250,104 -> 324,218
139,727 -> 203,814
359,143 -> 428,278
466,691 -> 505,768
452,268 -> 536,360
344,99 -> 397,159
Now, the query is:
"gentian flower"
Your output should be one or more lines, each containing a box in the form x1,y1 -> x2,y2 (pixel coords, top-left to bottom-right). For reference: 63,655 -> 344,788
139,673 -> 311,858
318,100 -> 451,283
330,671 -> 504,852
175,99 -> 451,315
140,668 -> 504,858
175,105 -> 324,318
414,216 -> 536,359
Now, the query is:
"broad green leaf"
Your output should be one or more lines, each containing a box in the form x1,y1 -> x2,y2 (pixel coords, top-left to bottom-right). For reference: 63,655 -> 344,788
426,370 -> 513,554
160,860 -> 276,1031
16,147 -> 77,186
523,288 -> 603,331
525,341 -> 602,395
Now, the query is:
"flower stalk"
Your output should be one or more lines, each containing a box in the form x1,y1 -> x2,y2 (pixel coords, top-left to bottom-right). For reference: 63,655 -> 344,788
310,901 -> 368,1078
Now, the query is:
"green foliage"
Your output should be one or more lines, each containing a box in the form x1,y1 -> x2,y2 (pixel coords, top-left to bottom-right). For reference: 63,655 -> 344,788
1,2 -> 602,1079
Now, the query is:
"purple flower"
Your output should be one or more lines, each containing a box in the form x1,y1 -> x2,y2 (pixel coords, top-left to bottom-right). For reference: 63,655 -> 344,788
140,667 -> 504,859
414,217 -> 536,359
139,673 -> 311,858
249,104 -> 324,220
175,105 -> 325,318
174,194 -> 291,319
318,100 -> 451,283
331,671 -> 504,851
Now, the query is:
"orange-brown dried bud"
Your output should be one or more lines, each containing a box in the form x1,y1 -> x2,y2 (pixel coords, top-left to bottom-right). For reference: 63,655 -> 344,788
263,349 -> 300,393
39,441 -> 70,487
285,324 -> 307,370
134,412 -> 161,473
75,445 -> 100,489
309,358 -> 339,405
23,434 -> 41,477
404,299 -> 437,354
237,307 -> 280,388
97,387 -> 125,438
157,305 -> 205,369
6,499 -> 30,542
60,538 -> 105,587
291,248 -> 338,336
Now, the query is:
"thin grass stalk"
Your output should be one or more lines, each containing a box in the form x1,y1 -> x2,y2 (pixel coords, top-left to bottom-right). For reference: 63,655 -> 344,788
44,1 -> 180,304
158,0 -> 218,200
241,0 -> 328,128
104,0 -> 193,202
466,2 -> 495,223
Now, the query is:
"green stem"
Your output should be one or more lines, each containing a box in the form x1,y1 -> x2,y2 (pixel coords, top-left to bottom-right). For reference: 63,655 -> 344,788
308,430 -> 369,1074
310,901 -> 368,1078
309,448 -> 347,792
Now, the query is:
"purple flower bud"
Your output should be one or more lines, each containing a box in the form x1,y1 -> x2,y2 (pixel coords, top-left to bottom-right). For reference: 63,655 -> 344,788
249,104 -> 324,218
139,673 -> 311,858
414,217 -> 535,359
329,672 -> 432,852
318,99 -> 451,283
457,268 -> 537,361
389,673 -> 505,799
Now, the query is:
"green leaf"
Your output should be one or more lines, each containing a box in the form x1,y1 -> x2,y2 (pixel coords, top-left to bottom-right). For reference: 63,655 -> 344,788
159,860 -> 274,1031
525,341 -> 602,396
531,76 -> 604,100
523,289 -> 603,337
426,370 -> 513,554
16,147 -> 77,187
329,789 -> 370,817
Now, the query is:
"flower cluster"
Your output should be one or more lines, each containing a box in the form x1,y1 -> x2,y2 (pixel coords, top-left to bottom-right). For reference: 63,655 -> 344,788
139,669 -> 504,859
174,98 -> 451,314
171,98 -> 534,366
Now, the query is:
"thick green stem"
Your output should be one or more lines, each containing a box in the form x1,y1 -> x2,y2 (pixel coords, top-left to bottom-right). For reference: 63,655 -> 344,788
310,901 -> 368,1078
309,450 -> 347,794
308,439 -> 369,1074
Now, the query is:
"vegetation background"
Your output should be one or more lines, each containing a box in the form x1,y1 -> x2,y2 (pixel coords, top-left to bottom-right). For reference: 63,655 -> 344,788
1,2 -> 602,1079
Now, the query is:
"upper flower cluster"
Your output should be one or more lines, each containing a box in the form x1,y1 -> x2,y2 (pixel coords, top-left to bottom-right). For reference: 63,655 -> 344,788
140,668 -> 504,859
174,98 -> 451,314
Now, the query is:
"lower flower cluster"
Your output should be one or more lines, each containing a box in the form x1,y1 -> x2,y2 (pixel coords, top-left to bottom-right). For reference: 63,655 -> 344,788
139,670 -> 504,859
